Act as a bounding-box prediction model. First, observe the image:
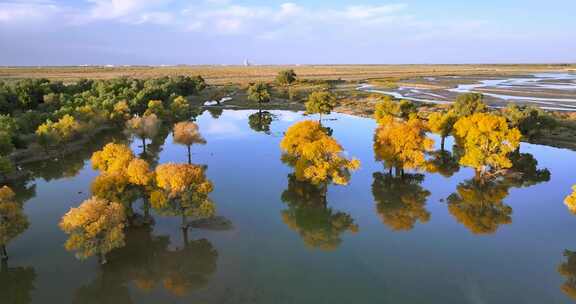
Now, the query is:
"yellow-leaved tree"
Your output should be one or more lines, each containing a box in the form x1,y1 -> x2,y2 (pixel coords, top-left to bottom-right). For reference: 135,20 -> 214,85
0,186 -> 29,260
280,120 -> 360,186
152,163 -> 215,228
125,114 -> 161,154
91,143 -> 135,174
427,111 -> 457,151
453,113 -> 521,179
173,122 -> 206,164
90,143 -> 154,221
59,197 -> 126,264
373,115 -> 434,176
564,186 -> 576,214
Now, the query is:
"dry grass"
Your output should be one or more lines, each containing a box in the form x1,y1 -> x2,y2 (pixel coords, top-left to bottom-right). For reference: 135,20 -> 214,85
1,64 -> 574,85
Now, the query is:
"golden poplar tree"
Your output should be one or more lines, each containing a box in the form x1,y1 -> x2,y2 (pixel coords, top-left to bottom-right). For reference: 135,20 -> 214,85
59,197 -> 126,264
173,122 -> 206,164
453,113 -> 521,178
0,186 -> 29,260
152,163 -> 215,227
373,115 -> 434,175
280,120 -> 360,186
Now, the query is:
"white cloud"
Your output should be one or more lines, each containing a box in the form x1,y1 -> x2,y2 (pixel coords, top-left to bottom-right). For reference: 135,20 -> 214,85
0,2 -> 60,23
87,0 -> 169,19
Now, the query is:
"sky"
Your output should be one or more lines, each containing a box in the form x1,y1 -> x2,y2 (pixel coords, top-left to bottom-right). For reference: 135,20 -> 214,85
0,0 -> 575,65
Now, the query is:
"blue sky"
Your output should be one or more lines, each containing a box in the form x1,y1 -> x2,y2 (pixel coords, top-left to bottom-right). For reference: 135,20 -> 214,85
0,0 -> 574,65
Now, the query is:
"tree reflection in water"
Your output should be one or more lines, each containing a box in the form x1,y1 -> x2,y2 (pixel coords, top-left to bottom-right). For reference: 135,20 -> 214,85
72,226 -> 218,302
558,250 -> 576,300
447,179 -> 512,235
0,260 -> 36,304
446,152 -> 550,235
248,110 -> 275,135
281,174 -> 358,251
372,172 -> 431,231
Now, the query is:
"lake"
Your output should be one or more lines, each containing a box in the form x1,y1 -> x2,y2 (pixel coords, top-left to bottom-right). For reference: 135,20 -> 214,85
3,109 -> 576,303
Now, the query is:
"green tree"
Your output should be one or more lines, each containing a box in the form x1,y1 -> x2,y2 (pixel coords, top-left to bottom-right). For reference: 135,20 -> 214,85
451,93 -> 487,117
502,104 -> 557,142
169,96 -> 191,122
374,96 -> 416,122
248,111 -> 274,134
246,82 -> 271,106
276,69 -> 297,99
305,91 -> 337,123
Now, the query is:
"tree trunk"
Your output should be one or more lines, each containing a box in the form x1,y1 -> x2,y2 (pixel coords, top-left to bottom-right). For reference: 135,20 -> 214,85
319,113 -> 322,125
441,136 -> 446,152
142,137 -> 147,154
182,226 -> 189,247
1,244 -> 7,260
143,197 -> 151,220
181,213 -> 187,229
187,145 -> 191,165
1,257 -> 6,272
99,252 -> 107,265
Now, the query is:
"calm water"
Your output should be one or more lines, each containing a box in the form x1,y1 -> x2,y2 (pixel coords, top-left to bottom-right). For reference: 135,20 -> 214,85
3,109 -> 576,303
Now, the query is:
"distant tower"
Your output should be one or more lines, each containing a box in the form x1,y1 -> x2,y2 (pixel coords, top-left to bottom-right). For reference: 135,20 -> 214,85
244,59 -> 251,66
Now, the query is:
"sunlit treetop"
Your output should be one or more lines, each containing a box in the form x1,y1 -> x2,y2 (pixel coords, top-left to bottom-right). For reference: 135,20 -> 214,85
59,196 -> 126,261
91,143 -> 135,174
126,158 -> 153,187
373,115 -> 434,171
280,120 -> 360,186
453,113 -> 521,176
565,185 -> 576,214
155,163 -> 213,198
173,122 -> 206,147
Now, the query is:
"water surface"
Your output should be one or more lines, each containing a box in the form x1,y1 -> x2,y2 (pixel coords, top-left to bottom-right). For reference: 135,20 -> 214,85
3,110 -> 576,303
